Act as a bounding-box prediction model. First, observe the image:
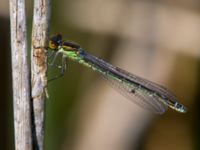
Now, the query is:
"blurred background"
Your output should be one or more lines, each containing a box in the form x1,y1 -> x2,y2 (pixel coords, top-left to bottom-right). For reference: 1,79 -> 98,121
1,0 -> 200,150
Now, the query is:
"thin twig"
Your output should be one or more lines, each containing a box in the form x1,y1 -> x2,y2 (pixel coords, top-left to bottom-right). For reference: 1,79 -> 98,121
9,0 -> 32,149
31,0 -> 51,149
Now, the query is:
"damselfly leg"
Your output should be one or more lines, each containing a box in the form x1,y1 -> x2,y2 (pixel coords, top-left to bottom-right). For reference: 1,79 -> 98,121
48,51 -> 68,82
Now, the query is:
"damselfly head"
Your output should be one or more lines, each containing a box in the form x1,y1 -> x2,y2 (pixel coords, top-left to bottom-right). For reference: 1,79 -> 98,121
48,34 -> 63,51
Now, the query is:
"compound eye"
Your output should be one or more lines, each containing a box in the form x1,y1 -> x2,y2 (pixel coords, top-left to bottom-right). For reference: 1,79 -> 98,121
48,40 -> 58,50
49,34 -> 62,44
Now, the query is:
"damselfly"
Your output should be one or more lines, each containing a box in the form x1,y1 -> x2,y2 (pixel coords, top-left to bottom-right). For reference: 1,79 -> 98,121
47,34 -> 187,114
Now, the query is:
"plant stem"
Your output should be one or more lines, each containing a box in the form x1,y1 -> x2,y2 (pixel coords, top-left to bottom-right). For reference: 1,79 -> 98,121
9,0 -> 32,149
31,0 -> 51,149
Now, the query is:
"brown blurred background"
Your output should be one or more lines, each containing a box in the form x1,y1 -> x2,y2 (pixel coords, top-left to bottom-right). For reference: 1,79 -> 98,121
1,0 -> 200,150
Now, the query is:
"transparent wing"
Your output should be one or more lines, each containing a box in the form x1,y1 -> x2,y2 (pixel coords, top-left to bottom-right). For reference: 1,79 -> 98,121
102,74 -> 168,114
113,68 -> 188,113
82,51 -> 168,114
115,67 -> 177,102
